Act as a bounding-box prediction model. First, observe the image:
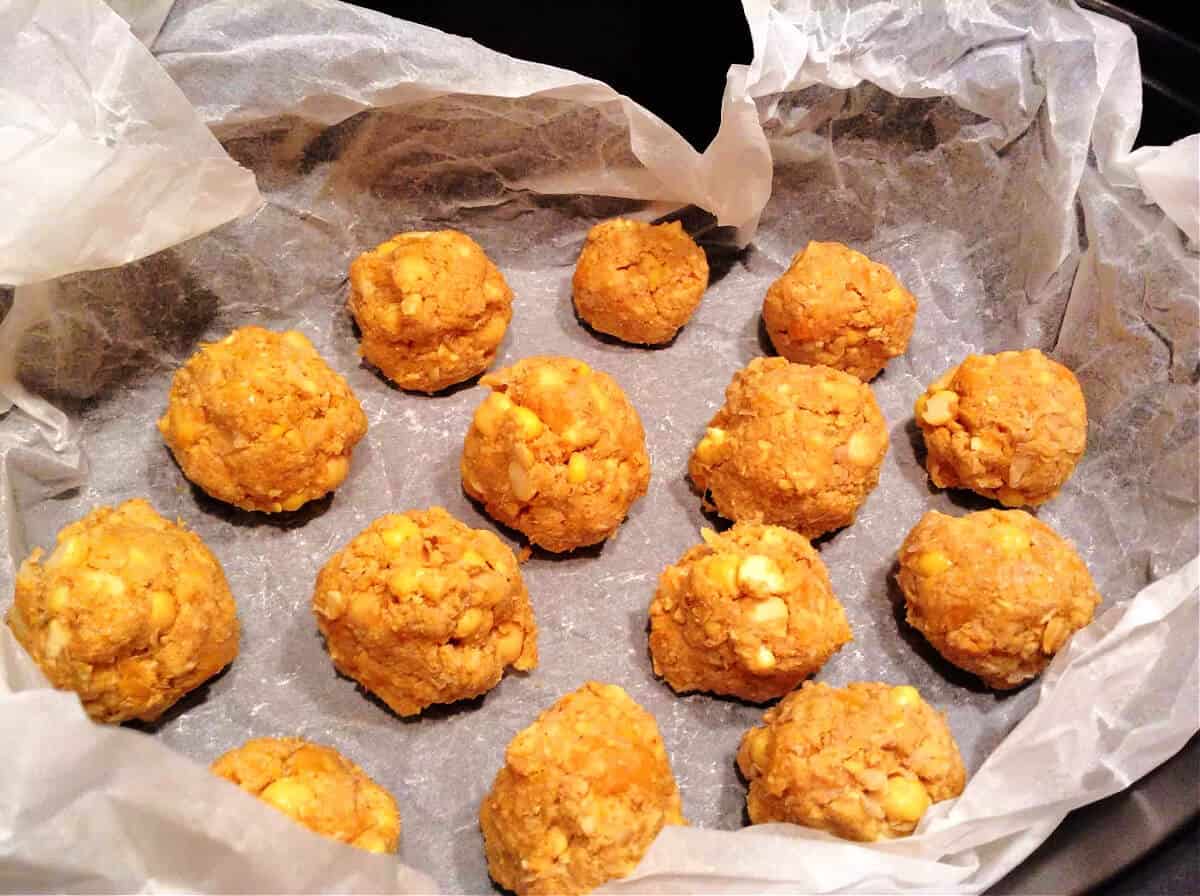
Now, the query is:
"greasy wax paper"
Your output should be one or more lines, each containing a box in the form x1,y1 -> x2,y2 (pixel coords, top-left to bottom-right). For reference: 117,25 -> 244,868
1,0 -> 1198,893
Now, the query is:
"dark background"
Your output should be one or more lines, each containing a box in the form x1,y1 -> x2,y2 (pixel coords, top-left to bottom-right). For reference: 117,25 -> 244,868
362,1 -> 1198,151
353,2 -> 1198,894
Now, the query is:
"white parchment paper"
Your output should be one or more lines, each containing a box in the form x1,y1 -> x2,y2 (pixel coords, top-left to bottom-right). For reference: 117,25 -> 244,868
1,0 -> 1197,893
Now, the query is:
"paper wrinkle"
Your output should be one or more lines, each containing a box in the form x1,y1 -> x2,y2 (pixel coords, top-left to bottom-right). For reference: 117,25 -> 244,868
153,0 -> 774,242
1127,135 -> 1200,244
0,0 -> 260,287
0,0 -> 259,563
103,0 -> 176,46
1,0 -> 1198,893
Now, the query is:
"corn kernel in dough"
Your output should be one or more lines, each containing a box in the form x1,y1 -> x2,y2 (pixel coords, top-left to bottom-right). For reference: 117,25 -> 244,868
480,682 -> 685,896
212,737 -> 400,853
763,241 -> 917,381
689,358 -> 888,538
461,356 -> 650,552
572,218 -> 709,345
915,349 -> 1087,506
737,681 -> 965,841
5,499 -> 238,723
649,522 -> 851,701
348,229 -> 513,392
158,326 -> 366,513
312,507 -> 537,716
896,508 -> 1100,689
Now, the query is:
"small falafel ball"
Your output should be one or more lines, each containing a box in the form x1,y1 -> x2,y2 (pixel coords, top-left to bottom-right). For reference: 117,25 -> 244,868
737,681 -> 965,841
212,737 -> 400,853
763,241 -> 917,380
648,522 -> 851,702
158,327 -> 367,513
689,358 -> 888,539
461,356 -> 650,552
348,229 -> 513,392
480,682 -> 685,896
6,499 -> 238,723
896,508 -> 1100,689
572,218 -> 708,345
312,507 -> 537,717
915,349 -> 1087,506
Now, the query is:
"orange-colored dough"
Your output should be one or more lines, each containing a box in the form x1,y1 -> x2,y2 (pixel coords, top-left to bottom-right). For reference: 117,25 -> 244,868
461,356 -> 650,552
648,522 -> 851,701
738,681 -> 965,841
763,241 -> 917,381
689,357 -> 888,538
6,499 -> 238,723
312,507 -> 537,716
896,508 -> 1100,689
480,682 -> 685,896
158,326 -> 366,513
915,349 -> 1087,506
348,229 -> 512,392
212,737 -> 400,853
572,218 -> 708,345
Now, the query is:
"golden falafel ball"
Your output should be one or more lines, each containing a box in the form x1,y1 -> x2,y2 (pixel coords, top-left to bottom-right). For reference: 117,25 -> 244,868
763,241 -> 917,381
896,509 -> 1100,689
461,356 -> 650,553
648,523 -> 851,702
572,218 -> 709,345
348,229 -> 513,392
689,358 -> 888,539
480,682 -> 685,896
915,349 -> 1087,507
5,499 -> 238,724
737,681 -> 965,841
312,507 -> 537,717
211,737 -> 400,853
158,327 -> 367,513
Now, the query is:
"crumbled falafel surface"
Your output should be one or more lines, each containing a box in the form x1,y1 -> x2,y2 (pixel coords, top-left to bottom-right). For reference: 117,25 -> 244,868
7,498 -> 238,723
897,508 -> 1100,689
480,681 -> 686,896
158,326 -> 366,513
461,356 -> 650,552
312,507 -> 537,716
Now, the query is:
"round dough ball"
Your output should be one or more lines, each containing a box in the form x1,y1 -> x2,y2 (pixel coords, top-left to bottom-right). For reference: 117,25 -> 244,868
648,522 -> 851,701
158,327 -> 367,513
5,499 -> 238,723
763,241 -> 917,380
915,349 -> 1087,506
312,507 -> 538,716
689,357 -> 888,539
212,737 -> 400,853
348,229 -> 513,392
572,218 -> 708,345
461,356 -> 650,552
896,508 -> 1100,689
480,681 -> 685,896
737,681 -> 965,841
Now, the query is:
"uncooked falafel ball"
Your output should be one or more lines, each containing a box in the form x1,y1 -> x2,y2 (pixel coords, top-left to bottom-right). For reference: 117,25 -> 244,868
6,499 -> 238,723
689,357 -> 888,539
737,681 -> 965,841
480,681 -> 685,896
348,229 -> 513,392
572,218 -> 708,345
915,349 -> 1087,506
461,356 -> 650,552
896,508 -> 1100,689
648,522 -> 851,702
312,507 -> 537,716
158,327 -> 367,513
763,241 -> 917,380
212,737 -> 400,853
